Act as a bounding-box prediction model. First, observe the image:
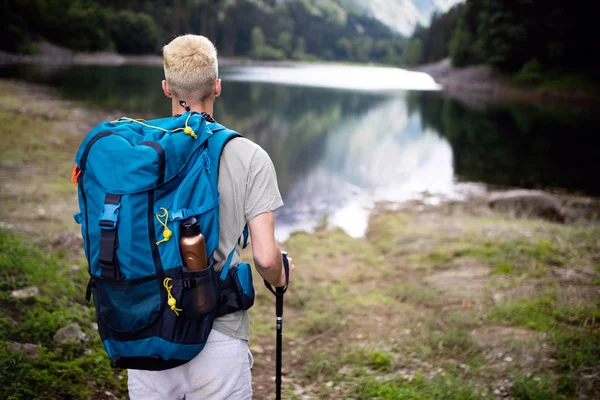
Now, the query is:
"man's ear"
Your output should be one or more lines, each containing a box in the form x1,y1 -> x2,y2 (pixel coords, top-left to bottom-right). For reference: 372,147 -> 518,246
162,80 -> 172,98
214,79 -> 222,98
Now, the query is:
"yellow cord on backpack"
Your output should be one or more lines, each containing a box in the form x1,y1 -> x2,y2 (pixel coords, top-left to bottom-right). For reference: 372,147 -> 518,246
155,208 -> 172,245
163,277 -> 182,316
173,114 -> 196,139
113,114 -> 197,139
111,117 -> 170,133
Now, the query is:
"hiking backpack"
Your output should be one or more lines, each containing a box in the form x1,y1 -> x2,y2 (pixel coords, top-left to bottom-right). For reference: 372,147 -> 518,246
73,112 -> 255,370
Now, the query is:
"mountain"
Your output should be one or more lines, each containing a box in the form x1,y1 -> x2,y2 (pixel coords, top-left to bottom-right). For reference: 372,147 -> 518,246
339,0 -> 464,35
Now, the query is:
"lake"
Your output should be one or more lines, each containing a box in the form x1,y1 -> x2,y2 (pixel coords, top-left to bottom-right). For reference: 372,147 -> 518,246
1,63 -> 599,239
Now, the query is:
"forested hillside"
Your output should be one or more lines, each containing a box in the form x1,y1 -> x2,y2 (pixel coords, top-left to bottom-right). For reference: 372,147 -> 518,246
406,0 -> 598,85
338,0 -> 462,36
1,0 -> 413,65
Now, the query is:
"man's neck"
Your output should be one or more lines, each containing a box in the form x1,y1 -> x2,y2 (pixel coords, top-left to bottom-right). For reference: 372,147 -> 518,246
171,98 -> 214,116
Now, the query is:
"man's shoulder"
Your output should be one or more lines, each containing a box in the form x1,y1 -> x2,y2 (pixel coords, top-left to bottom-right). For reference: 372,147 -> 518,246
225,137 -> 261,153
221,137 -> 270,164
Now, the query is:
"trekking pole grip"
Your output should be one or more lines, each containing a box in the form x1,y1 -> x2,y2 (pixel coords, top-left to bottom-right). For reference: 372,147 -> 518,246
264,251 -> 290,297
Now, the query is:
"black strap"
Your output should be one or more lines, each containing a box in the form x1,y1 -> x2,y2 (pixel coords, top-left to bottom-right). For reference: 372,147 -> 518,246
174,109 -> 216,123
85,278 -> 94,302
171,274 -> 211,289
200,112 -> 215,123
220,288 -> 241,309
98,194 -> 122,280
264,252 -> 289,297
179,100 -> 191,112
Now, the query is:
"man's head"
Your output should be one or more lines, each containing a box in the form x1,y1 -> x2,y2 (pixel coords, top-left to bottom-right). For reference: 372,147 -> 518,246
162,35 -> 221,107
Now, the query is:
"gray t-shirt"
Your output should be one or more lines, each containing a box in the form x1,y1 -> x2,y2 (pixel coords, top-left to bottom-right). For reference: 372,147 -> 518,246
212,136 -> 283,341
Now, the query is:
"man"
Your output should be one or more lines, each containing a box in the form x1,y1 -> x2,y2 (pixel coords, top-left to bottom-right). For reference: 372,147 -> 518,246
127,34 -> 295,400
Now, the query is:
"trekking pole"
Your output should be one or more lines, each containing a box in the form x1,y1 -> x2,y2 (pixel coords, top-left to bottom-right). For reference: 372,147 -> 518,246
264,251 -> 290,400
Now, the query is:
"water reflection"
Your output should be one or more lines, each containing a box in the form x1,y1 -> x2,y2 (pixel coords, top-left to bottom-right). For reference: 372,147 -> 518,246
408,92 -> 600,196
216,84 -> 455,239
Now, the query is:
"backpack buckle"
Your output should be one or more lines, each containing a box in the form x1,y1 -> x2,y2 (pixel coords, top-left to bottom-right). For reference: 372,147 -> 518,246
99,203 -> 121,230
183,279 -> 196,289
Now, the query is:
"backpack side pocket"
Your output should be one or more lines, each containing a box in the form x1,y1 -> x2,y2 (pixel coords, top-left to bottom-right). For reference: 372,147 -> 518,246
180,263 -> 218,320
231,262 -> 254,310
216,262 -> 255,317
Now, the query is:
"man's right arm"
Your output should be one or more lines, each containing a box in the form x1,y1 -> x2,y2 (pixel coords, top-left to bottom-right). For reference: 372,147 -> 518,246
243,144 -> 294,287
248,211 -> 286,287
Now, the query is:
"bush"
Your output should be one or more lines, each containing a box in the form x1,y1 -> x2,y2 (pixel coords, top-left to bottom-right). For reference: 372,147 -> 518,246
249,26 -> 286,60
252,46 -> 287,61
513,59 -> 544,86
109,10 -> 158,54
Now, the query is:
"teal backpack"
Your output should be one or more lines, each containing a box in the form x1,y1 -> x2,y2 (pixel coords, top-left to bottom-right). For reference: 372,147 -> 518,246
73,112 -> 254,370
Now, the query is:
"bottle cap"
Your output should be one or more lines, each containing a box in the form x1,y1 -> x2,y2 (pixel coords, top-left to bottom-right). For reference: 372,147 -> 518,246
180,217 -> 200,237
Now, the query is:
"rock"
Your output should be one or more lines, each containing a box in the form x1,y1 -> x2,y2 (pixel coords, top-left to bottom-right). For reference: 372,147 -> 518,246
249,345 -> 264,354
53,323 -> 86,344
69,264 -> 82,272
52,231 -> 84,252
4,315 -> 19,328
488,190 -> 565,222
492,292 -> 505,304
9,342 -> 42,359
11,286 -> 40,298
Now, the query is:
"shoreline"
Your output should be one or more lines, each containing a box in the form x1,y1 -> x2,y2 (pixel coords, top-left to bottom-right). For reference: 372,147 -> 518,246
418,59 -> 600,109
0,43 -> 300,68
2,45 -> 598,108
0,52 -> 297,68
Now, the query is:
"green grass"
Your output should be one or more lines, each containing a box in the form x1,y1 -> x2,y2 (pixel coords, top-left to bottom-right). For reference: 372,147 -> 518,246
512,375 -> 564,400
489,293 -> 600,396
366,349 -> 396,372
493,263 -> 518,275
390,283 -> 440,306
405,236 -> 566,277
355,374 -> 484,400
302,347 -> 397,381
0,230 -> 88,301
303,351 -> 339,380
457,239 -> 564,267
489,292 -> 599,332
0,230 -> 126,400
401,322 -> 483,367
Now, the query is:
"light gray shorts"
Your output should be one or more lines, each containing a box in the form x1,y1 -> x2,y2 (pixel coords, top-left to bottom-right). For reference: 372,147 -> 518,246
128,329 -> 254,400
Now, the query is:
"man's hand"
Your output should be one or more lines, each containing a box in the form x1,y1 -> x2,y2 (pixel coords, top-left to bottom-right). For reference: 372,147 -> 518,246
276,255 -> 295,288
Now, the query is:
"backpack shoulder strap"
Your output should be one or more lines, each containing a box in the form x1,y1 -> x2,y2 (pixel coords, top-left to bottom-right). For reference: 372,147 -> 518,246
206,123 -> 246,278
206,122 -> 241,191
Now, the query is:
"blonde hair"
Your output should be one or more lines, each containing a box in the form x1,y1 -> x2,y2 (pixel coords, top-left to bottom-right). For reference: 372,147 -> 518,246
163,35 -> 218,101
